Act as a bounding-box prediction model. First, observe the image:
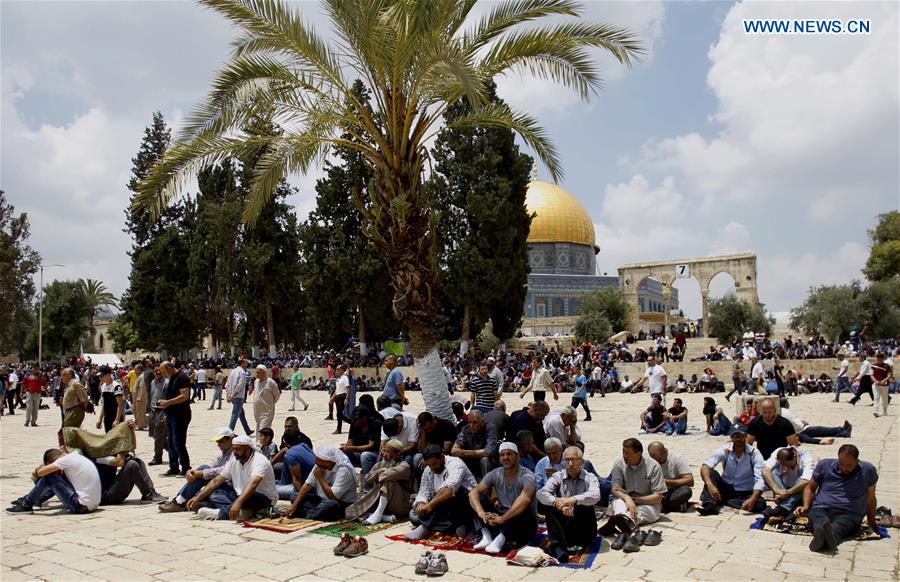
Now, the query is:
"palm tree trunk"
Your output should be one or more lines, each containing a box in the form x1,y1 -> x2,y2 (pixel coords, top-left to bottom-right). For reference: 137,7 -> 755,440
266,302 -> 276,358
459,304 -> 472,356
358,304 -> 368,357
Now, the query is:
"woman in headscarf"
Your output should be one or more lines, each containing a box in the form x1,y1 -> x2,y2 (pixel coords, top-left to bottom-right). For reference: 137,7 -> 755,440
282,445 -> 358,521
345,439 -> 412,524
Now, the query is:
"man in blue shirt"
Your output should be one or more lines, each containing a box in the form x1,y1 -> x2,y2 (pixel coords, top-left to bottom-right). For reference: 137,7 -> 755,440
381,356 -> 407,410
697,427 -> 766,515
276,433 -> 317,501
796,444 -> 878,553
570,365 -> 591,421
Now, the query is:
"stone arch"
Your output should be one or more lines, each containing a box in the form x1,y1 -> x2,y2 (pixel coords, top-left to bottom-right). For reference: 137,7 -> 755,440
618,253 -> 759,337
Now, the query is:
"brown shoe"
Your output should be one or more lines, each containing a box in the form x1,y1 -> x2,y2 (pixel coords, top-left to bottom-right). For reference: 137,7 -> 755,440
333,533 -> 353,555
343,536 -> 368,557
158,501 -> 187,513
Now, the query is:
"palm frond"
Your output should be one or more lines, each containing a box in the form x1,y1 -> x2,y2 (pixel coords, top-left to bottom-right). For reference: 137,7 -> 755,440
466,0 -> 581,50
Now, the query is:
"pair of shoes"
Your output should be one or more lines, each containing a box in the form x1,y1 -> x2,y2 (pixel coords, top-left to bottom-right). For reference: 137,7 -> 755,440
336,536 -> 368,557
141,491 -> 168,504
809,522 -> 837,553
414,551 -> 433,574
158,500 -> 187,513
6,502 -> 33,514
148,460 -> 163,466
421,552 -> 448,576
334,534 -> 354,555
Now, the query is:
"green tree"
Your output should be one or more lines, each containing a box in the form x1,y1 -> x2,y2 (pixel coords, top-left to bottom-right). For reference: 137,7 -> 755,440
136,0 -> 643,419
106,318 -> 141,353
77,279 -> 118,321
863,211 -> 900,282
858,278 -> 900,340
791,280 -> 900,343
577,287 -> 632,332
709,295 -> 773,345
0,190 -> 40,355
28,280 -> 94,358
125,112 -> 177,251
573,311 -> 612,344
430,80 -> 533,350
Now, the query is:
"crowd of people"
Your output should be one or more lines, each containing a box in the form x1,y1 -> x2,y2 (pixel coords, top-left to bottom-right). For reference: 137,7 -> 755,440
4,343 -> 893,568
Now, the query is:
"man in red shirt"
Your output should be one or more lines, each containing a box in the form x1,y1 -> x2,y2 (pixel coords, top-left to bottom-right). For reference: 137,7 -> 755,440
22,366 -> 48,427
871,353 -> 893,418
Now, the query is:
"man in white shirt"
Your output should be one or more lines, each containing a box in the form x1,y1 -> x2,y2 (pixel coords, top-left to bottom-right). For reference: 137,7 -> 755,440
225,359 -> 253,435
8,449 -> 101,514
833,354 -> 851,402
330,365 -> 350,435
406,445 -> 478,539
849,354 -> 874,405
762,446 -> 815,519
749,356 -> 765,394
186,435 -> 277,520
631,354 -> 668,406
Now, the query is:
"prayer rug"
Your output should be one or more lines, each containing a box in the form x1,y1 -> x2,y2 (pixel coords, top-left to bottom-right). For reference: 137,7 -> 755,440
242,517 -> 322,534
386,526 -> 602,569
309,520 -> 397,538
749,516 -> 890,540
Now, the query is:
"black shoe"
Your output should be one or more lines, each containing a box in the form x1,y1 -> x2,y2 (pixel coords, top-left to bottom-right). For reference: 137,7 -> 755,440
622,534 -> 641,553
696,504 -> 719,516
844,421 -> 852,437
610,533 -> 627,550
644,530 -> 662,546
548,543 -> 569,562
810,522 -> 835,553
6,503 -> 33,514
162,469 -> 180,477
148,460 -> 163,466
141,491 -> 168,503
584,416 -> 592,421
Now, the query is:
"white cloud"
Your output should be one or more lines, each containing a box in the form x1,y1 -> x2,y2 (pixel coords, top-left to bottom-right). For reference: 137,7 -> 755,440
761,242 -> 867,311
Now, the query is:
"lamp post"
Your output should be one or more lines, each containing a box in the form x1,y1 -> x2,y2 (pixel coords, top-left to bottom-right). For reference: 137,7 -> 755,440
37,263 -> 65,364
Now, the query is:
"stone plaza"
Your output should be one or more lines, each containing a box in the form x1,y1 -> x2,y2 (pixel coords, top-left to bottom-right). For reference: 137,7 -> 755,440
1,389 -> 897,582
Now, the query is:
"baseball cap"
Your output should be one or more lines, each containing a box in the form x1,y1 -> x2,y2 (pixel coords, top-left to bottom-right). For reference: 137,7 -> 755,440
730,426 -> 748,436
98,365 -> 112,376
211,427 -> 236,441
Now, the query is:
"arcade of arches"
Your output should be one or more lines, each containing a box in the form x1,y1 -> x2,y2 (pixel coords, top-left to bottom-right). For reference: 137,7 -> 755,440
618,253 -> 761,337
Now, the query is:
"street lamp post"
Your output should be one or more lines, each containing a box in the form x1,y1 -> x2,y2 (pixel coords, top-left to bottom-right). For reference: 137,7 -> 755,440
37,263 -> 65,364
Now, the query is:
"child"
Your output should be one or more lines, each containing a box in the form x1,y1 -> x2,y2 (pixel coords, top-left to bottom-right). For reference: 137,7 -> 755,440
257,428 -> 279,460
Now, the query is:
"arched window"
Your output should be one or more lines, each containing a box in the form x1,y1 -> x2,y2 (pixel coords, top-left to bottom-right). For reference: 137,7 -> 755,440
552,298 -> 564,317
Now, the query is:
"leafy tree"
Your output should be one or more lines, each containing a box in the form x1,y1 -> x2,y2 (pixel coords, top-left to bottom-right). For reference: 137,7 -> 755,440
124,112 -> 177,251
864,211 -> 900,282
77,279 -> 118,321
0,190 -> 40,355
430,81 -> 532,349
573,311 -> 612,344
791,280 -> 900,343
577,287 -> 632,332
26,280 -> 94,358
106,318 -> 141,353
136,0 -> 643,419
709,295 -> 773,345
858,278 -> 900,340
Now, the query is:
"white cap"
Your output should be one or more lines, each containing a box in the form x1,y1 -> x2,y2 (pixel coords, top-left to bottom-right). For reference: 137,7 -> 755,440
256,364 -> 267,371
232,435 -> 253,446
499,442 -> 518,454
211,427 -> 235,442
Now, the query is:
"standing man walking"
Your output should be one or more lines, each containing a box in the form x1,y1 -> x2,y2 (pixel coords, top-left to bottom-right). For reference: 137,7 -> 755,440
520,357 -> 559,402
872,353 -> 893,418
60,368 -> 91,428
833,353 -> 851,402
148,366 -> 168,466
289,365 -> 309,411
95,366 -> 125,433
22,366 -> 47,427
631,354 -> 668,407
225,359 -> 253,435
132,364 -> 149,431
252,364 -> 280,434
159,362 -> 192,476
330,365 -> 349,435
849,354 -> 874,406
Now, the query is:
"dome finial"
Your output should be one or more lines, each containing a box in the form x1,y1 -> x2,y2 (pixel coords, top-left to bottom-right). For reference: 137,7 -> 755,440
532,161 -> 539,180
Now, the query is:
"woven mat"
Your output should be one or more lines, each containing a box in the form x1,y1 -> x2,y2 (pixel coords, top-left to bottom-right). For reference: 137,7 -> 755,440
749,516 -> 890,540
309,520 -> 397,538
386,525 -> 601,569
242,517 -> 322,533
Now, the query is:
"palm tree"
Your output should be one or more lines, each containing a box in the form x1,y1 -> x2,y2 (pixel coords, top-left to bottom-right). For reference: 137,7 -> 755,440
136,0 -> 643,419
77,278 -> 118,321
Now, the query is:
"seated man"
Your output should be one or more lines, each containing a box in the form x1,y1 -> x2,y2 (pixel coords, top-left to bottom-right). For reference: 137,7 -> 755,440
451,409 -> 498,479
275,429 -> 316,501
340,406 -> 381,468
362,412 -> 418,476
159,427 -> 234,512
697,426 -> 766,515
414,411 -> 456,468
543,406 -> 581,448
762,446 -> 814,520
746,398 -> 798,460
779,398 -> 851,444
509,401 -> 549,456
535,437 -> 612,506
7,448 -> 101,514
515,430 -> 542,471
702,397 -> 732,436
351,439 -> 413,525
647,442 -> 693,513
186,435 -> 278,520
619,374 -> 634,394
406,444 -> 477,540
469,442 -> 538,554
283,446 -> 359,521
796,444 -> 878,553
673,374 -> 688,393
536,446 -> 601,563
484,400 -> 512,442
639,394 -> 667,434
664,398 -> 688,435
94,452 -> 167,505
601,438 -> 666,535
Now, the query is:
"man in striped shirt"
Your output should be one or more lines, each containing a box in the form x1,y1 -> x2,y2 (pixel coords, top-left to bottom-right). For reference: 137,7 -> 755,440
468,364 -> 498,414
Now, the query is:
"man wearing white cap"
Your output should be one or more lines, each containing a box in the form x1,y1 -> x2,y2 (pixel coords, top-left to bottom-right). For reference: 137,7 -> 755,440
187,435 -> 278,520
159,427 -> 235,513
468,442 -> 538,554
252,365 -> 280,434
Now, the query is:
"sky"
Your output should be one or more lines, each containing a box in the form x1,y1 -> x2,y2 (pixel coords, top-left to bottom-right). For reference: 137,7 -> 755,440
2,0 -> 898,321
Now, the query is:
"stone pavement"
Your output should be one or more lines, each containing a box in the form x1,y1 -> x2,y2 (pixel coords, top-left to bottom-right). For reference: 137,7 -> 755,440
1,390 -> 897,581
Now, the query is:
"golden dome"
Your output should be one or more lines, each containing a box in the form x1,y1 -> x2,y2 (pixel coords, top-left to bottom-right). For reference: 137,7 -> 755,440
525,180 -> 598,251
